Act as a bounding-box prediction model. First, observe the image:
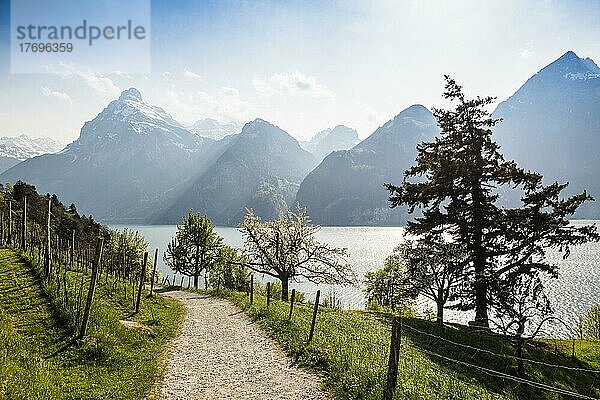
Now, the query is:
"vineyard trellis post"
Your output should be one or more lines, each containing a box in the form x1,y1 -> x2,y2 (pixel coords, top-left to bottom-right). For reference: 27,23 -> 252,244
21,196 -> 26,250
266,281 -> 271,309
78,236 -> 104,339
384,315 -> 401,400
250,275 -> 254,304
44,197 -> 51,277
70,229 -> 75,268
7,200 -> 12,246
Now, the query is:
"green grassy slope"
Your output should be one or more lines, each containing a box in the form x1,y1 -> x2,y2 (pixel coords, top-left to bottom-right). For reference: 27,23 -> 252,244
219,289 -> 600,400
0,249 -> 185,400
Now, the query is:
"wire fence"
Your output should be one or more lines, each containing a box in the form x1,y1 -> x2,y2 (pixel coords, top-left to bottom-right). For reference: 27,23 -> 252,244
235,281 -> 600,400
0,194 -> 156,338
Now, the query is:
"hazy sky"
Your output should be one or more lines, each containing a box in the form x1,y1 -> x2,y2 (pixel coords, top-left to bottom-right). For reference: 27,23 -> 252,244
1,0 -> 600,143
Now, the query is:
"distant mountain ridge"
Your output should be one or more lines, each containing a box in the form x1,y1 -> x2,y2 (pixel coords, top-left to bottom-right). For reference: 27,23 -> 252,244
0,134 -> 63,160
296,105 -> 439,225
0,90 -> 317,225
2,50 -> 600,224
300,125 -> 360,162
188,118 -> 242,140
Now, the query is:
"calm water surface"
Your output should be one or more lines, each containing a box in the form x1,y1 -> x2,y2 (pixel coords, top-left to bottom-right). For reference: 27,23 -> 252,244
111,222 -> 600,337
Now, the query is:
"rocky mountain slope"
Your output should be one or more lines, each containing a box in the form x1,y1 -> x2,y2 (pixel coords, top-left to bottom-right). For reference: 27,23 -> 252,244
296,105 -> 439,225
156,118 -> 316,225
493,51 -> 600,217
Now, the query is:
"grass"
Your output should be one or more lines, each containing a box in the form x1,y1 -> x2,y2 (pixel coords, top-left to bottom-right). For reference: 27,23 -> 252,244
188,287 -> 600,400
0,248 -> 185,399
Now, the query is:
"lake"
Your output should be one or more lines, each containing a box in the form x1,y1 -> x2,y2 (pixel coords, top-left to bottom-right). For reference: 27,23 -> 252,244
111,222 -> 600,337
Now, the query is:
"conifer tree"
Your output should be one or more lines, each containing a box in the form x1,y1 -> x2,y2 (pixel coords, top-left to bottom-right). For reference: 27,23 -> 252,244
386,76 -> 598,327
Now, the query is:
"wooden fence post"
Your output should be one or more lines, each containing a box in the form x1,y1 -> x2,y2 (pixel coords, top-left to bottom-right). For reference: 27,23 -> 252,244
383,316 -> 401,400
250,275 -> 254,305
135,252 -> 148,313
21,196 -> 27,250
308,290 -> 321,343
288,288 -> 296,320
266,281 -> 271,309
149,248 -> 158,296
78,237 -> 104,339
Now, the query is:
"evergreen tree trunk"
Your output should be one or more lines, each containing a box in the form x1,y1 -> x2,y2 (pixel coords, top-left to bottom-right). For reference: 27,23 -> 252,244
471,148 -> 489,328
281,276 -> 289,301
473,252 -> 489,327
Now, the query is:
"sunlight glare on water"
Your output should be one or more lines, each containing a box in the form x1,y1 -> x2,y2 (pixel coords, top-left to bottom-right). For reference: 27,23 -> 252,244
111,222 -> 600,336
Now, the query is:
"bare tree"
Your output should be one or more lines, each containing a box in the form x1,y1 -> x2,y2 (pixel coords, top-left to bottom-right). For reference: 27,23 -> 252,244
401,234 -> 466,324
240,206 -> 355,301
490,272 -> 554,377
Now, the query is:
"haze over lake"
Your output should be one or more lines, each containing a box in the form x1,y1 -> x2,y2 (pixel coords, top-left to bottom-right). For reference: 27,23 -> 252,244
112,221 -> 600,336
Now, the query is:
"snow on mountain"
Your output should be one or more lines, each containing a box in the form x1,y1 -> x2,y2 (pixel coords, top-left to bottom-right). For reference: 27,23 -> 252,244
493,50 -> 600,218
70,87 -> 204,151
0,134 -> 64,160
0,88 -> 216,222
188,118 -> 242,140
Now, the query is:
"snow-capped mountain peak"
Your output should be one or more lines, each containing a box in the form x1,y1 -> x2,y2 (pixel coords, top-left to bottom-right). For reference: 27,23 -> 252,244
70,87 -> 205,155
104,88 -> 183,130
538,51 -> 600,81
118,87 -> 143,102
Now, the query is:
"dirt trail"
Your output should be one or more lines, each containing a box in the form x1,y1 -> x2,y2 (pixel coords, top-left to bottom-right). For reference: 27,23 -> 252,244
159,289 -> 330,400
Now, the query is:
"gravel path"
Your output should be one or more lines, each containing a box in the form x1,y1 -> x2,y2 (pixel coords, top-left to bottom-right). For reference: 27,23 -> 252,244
159,289 -> 330,400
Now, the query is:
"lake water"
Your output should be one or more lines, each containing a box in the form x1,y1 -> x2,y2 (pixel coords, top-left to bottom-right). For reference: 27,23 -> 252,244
111,222 -> 600,337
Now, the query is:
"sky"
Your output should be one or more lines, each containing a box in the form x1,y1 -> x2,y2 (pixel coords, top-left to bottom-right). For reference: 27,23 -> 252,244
1,0 -> 600,144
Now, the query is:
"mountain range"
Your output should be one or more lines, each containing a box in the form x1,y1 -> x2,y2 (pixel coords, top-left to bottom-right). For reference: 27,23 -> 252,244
297,105 -> 439,225
0,134 -> 63,174
1,50 -> 598,224
153,118 -> 316,225
0,88 -> 215,220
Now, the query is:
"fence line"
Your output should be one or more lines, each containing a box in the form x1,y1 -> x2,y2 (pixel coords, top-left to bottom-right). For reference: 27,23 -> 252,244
411,343 -> 598,400
403,322 -> 600,374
